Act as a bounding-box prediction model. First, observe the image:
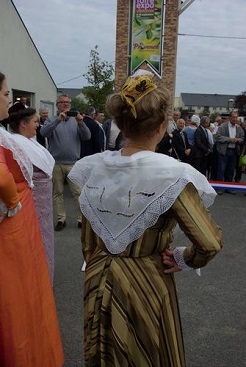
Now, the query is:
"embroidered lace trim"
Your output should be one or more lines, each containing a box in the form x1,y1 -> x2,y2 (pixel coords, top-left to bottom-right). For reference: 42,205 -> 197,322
79,176 -> 214,254
173,247 -> 201,276
0,128 -> 33,187
173,247 -> 192,271
11,135 -> 54,177
69,151 -> 216,255
0,128 -> 33,220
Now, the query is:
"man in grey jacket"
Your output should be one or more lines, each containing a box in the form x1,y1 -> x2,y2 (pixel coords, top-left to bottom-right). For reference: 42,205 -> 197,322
40,94 -> 91,230
215,111 -> 244,194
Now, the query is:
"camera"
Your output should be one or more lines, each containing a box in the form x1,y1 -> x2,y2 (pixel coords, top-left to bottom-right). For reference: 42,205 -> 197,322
66,111 -> 78,117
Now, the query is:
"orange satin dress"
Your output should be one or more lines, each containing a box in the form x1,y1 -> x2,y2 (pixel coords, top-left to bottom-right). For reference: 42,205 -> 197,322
0,147 -> 64,367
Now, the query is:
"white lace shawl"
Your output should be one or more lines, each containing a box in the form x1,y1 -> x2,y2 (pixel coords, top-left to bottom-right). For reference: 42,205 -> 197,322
68,150 -> 217,254
0,127 -> 33,220
11,134 -> 55,178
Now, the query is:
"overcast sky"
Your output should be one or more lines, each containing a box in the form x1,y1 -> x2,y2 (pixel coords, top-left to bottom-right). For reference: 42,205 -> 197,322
13,0 -> 246,96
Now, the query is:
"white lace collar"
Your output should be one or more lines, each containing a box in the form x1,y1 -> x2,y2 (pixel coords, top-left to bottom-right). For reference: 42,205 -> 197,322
68,150 -> 216,254
0,127 -> 33,187
11,134 -> 55,177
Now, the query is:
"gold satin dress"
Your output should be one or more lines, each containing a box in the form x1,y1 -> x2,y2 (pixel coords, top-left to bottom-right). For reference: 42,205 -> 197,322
81,183 -> 222,367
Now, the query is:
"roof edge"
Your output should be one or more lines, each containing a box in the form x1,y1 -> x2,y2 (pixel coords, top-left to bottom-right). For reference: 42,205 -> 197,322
11,0 -> 57,90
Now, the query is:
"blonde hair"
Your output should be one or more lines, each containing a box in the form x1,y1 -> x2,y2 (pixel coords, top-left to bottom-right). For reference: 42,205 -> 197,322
106,85 -> 170,139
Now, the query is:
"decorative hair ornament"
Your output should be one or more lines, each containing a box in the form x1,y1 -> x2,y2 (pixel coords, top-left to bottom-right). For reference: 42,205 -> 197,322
120,69 -> 157,118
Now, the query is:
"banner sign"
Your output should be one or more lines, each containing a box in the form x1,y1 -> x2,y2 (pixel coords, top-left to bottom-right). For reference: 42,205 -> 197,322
130,0 -> 165,76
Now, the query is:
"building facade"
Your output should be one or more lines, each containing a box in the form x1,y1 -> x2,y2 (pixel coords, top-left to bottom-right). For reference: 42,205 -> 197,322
175,93 -> 236,116
0,0 -> 57,116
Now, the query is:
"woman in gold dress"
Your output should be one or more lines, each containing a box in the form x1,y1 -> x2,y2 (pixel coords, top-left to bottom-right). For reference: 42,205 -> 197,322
69,69 -> 222,367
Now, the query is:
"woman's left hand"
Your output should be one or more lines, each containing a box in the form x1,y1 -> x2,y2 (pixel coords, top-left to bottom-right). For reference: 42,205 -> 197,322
161,248 -> 181,274
7,202 -> 22,217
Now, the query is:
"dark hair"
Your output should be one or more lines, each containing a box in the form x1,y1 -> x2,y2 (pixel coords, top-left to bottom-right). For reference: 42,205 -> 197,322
229,111 -> 238,117
106,85 -> 170,139
0,72 -> 5,90
85,106 -> 96,116
9,108 -> 37,133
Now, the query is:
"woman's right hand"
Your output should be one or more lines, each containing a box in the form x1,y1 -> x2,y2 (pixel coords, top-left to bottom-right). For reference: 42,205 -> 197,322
161,249 -> 181,274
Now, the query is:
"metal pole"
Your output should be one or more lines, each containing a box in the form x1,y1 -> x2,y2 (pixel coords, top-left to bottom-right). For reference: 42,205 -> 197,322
179,0 -> 196,15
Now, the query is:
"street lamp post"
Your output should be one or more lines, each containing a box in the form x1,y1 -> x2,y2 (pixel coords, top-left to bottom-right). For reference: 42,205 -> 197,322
227,98 -> 235,111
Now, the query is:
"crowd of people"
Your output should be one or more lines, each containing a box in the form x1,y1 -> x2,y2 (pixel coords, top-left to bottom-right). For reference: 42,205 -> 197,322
0,68 -> 228,366
158,109 -> 246,194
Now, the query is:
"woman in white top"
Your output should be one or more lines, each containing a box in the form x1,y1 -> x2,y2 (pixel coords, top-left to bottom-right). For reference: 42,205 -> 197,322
10,108 -> 55,283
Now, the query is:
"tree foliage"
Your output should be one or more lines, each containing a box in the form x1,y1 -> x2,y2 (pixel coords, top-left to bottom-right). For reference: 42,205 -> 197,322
234,91 -> 246,117
71,97 -> 87,114
82,45 -> 114,112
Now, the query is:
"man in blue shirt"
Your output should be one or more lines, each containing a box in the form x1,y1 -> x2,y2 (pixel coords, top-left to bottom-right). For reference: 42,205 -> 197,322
40,94 -> 91,230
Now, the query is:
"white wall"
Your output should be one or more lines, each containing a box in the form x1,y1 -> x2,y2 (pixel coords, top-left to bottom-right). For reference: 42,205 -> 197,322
0,0 -> 57,114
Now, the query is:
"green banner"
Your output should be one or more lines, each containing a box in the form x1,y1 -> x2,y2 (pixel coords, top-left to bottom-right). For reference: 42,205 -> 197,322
130,0 -> 165,76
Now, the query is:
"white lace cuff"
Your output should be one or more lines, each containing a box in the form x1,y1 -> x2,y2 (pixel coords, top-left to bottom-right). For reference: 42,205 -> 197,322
7,202 -> 22,217
81,261 -> 86,272
173,247 -> 201,276
0,201 -> 8,223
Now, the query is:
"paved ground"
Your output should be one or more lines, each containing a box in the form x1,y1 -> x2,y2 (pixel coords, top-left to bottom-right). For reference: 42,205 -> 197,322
53,182 -> 246,367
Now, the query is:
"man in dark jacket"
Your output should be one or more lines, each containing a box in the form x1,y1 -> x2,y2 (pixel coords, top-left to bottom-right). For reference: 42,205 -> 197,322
37,107 -> 49,147
103,119 -> 123,150
192,115 -> 211,175
170,118 -> 191,163
80,106 -> 104,157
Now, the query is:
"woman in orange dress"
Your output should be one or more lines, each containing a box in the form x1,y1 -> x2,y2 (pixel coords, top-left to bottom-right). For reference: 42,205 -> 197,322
0,72 -> 64,367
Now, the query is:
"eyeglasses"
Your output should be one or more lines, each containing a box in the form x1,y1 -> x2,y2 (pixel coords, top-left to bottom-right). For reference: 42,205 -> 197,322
58,101 -> 71,104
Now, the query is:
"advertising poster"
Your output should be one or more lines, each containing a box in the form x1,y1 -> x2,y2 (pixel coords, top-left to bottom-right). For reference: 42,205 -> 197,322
130,0 -> 165,76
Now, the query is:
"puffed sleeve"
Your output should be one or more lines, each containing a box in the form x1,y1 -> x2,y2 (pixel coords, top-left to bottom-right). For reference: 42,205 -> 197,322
81,214 -> 101,263
0,147 -> 19,208
170,182 -> 222,268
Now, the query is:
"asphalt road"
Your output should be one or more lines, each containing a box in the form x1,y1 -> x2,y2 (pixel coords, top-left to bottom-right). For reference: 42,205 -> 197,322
53,182 -> 246,367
